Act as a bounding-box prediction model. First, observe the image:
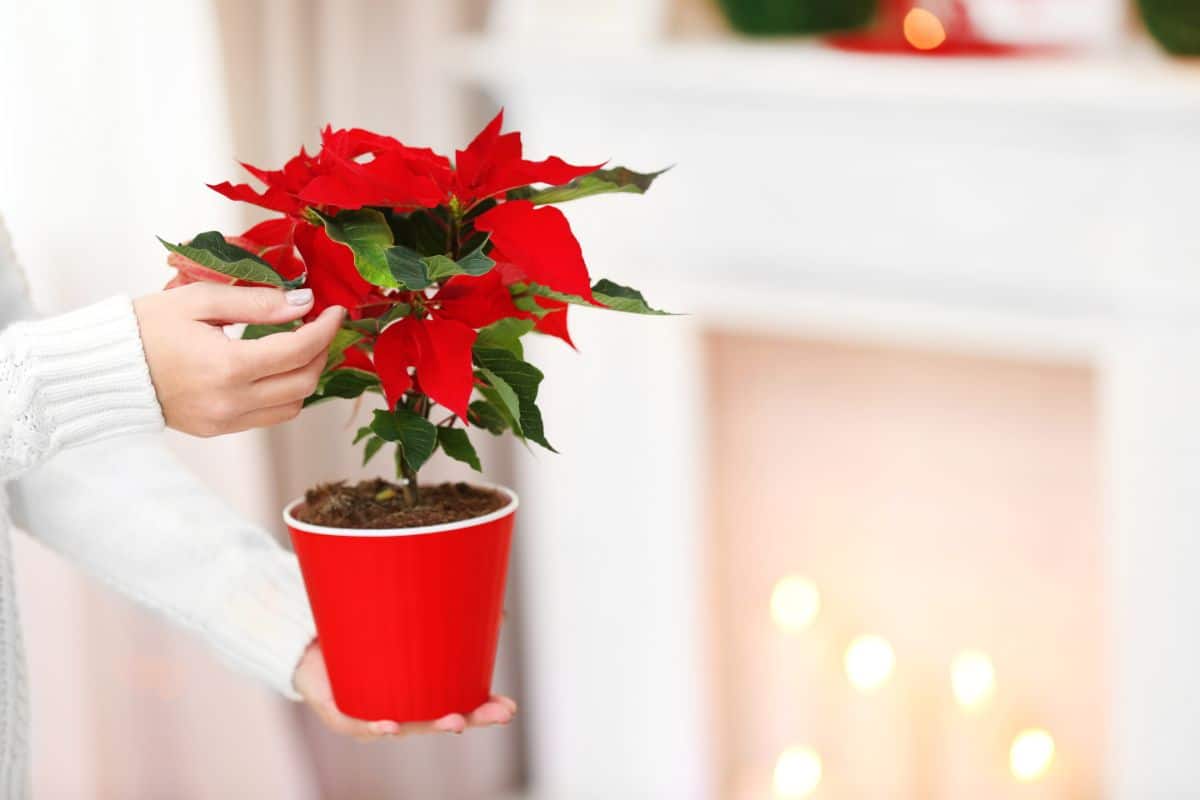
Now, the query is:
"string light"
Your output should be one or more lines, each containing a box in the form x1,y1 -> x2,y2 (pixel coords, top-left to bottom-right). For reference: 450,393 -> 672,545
903,8 -> 947,51
950,650 -> 996,711
770,576 -> 820,633
1010,729 -> 1055,782
844,634 -> 895,692
773,746 -> 822,798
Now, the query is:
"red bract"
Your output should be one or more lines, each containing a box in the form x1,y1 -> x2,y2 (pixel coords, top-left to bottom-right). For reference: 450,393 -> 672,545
335,345 -> 374,373
374,316 -> 477,422
476,200 -> 595,303
208,128 -> 452,216
242,219 -> 305,282
433,271 -> 522,329
454,110 -> 600,205
161,111 -> 669,487
209,148 -> 319,216
529,298 -> 574,348
293,223 -> 380,319
296,126 -> 452,210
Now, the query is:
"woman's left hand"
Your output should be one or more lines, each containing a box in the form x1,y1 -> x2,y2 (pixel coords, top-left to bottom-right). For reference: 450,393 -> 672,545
292,641 -> 517,742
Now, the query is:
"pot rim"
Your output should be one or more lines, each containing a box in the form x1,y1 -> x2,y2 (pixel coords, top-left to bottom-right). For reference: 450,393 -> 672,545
283,482 -> 519,538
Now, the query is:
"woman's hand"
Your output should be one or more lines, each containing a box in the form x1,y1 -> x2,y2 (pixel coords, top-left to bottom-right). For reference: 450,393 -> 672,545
133,284 -> 343,436
293,641 -> 517,742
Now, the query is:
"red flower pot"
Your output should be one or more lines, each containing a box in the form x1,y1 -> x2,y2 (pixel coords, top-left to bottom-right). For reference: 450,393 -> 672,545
284,486 -> 518,722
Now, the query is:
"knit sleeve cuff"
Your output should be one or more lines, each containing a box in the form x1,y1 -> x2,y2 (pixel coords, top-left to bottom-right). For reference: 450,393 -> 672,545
206,549 -> 317,701
13,295 -> 164,450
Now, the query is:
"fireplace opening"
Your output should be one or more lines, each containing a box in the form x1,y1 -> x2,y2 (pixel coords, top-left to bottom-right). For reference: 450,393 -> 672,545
705,332 -> 1103,799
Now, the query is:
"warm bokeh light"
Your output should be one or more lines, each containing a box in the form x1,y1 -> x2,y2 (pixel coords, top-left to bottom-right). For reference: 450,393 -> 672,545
903,8 -> 947,51
773,746 -> 822,799
1010,729 -> 1055,782
844,634 -> 896,692
770,576 -> 821,633
950,650 -> 996,710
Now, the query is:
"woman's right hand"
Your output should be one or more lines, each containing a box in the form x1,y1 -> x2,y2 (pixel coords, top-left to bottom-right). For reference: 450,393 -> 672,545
133,283 -> 343,436
293,641 -> 516,741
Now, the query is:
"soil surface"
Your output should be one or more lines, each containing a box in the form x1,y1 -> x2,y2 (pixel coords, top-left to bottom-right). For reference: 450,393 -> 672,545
293,479 -> 509,529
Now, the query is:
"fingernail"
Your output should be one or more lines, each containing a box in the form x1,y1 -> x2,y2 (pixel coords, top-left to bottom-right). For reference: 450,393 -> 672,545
285,289 -> 314,306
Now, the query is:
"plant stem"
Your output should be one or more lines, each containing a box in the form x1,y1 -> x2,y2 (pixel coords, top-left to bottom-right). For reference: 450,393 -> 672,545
396,391 -> 431,508
399,455 -> 420,507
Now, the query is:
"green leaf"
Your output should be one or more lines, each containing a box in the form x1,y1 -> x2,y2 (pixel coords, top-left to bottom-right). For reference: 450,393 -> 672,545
437,428 -> 482,472
468,399 -> 509,435
388,209 -> 447,256
242,321 -> 299,340
474,348 -> 544,394
475,318 -> 534,358
476,368 -> 521,422
518,395 -> 554,453
305,368 -> 379,407
311,208 -> 397,288
353,426 -> 372,445
477,385 -> 520,433
386,239 -> 496,290
370,408 -> 438,471
420,255 -> 462,282
324,328 -> 364,371
362,436 -> 385,466
385,244 -> 431,290
509,166 -> 670,206
158,232 -> 302,288
518,279 -> 670,316
473,348 -> 556,452
512,293 -> 552,318
592,279 -> 670,315
453,240 -> 496,276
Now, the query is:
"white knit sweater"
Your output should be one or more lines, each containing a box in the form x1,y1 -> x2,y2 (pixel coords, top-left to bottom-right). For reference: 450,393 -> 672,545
0,216 -> 317,797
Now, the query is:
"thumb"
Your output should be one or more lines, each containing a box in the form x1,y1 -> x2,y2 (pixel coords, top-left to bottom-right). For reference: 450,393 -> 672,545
177,283 -> 315,325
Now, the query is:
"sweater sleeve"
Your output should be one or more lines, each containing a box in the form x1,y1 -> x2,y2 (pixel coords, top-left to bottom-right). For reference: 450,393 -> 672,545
0,296 -> 165,481
5,434 -> 316,699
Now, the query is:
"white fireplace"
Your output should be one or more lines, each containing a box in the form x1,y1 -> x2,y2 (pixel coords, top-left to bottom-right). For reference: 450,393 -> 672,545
457,39 -> 1200,799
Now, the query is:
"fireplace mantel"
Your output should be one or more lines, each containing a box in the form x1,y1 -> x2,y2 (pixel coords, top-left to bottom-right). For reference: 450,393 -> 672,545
459,38 -> 1200,112
456,40 -> 1200,799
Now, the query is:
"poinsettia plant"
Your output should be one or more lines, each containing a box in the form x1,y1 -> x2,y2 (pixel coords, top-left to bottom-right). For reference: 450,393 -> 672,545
160,111 -> 668,506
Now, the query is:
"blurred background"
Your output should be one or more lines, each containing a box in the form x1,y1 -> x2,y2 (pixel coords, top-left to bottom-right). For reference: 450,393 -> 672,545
3,0 -> 1200,797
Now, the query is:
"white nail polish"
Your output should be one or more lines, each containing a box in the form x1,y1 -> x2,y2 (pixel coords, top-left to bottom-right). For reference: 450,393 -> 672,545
285,289 -> 314,306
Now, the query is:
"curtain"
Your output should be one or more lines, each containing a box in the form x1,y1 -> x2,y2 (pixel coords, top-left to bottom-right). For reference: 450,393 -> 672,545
0,0 -> 523,797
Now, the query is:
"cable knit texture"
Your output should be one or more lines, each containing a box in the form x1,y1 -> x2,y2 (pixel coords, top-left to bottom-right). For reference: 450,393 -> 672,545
0,214 -> 316,797
0,296 -> 166,480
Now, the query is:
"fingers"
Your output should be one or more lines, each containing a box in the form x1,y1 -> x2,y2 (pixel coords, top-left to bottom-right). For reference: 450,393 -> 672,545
313,702 -> 515,742
246,346 -> 325,408
367,721 -> 404,737
315,706 -> 448,742
226,400 -> 304,433
432,714 -> 468,734
492,694 -> 518,716
238,305 -> 344,378
174,282 -> 315,325
467,699 -> 515,727
311,699 -> 394,743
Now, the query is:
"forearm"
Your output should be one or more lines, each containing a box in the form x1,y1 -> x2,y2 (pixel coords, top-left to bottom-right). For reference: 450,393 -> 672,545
6,433 -> 315,698
0,296 -> 163,480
